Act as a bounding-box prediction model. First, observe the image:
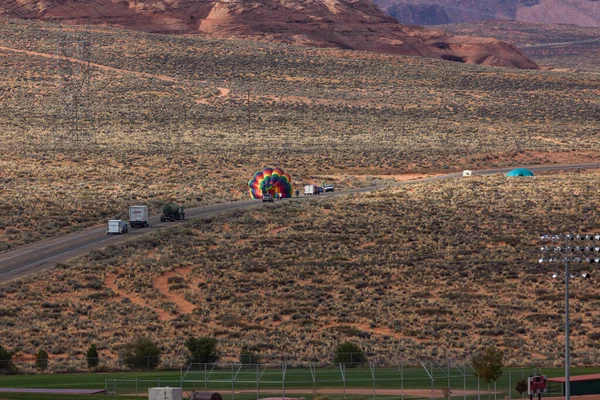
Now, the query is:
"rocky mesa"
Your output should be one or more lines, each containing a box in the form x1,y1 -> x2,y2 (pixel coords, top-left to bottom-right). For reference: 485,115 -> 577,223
374,0 -> 600,28
0,0 -> 538,68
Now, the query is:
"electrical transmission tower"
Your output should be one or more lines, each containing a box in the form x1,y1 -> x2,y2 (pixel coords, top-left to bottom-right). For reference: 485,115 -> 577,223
53,27 -> 96,151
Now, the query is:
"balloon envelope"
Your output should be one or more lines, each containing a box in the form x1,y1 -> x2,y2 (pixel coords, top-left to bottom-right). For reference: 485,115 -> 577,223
248,167 -> 292,199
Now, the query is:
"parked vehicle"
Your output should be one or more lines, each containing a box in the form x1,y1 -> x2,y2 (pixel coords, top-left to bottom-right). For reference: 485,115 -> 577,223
161,203 -> 185,222
262,193 -> 274,202
107,220 -> 128,234
128,205 -> 149,228
324,184 -> 335,192
317,186 -> 324,194
304,184 -> 319,195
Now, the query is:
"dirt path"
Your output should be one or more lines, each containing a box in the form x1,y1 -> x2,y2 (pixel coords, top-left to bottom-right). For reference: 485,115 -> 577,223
0,45 -> 177,82
153,265 -> 197,315
238,388 -> 489,398
105,272 -> 171,321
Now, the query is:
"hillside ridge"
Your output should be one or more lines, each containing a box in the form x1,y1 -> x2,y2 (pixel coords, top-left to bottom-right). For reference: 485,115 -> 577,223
375,0 -> 600,28
0,0 -> 538,68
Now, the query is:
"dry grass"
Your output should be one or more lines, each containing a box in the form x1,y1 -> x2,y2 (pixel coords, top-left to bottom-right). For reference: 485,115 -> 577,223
0,18 -> 599,250
4,172 -> 600,368
1,18 -> 600,370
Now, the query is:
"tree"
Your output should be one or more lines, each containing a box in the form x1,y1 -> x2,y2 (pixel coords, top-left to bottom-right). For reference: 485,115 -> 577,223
86,344 -> 99,369
0,344 -> 16,374
122,337 -> 161,370
185,336 -> 219,364
239,346 -> 260,365
333,341 -> 366,365
472,345 -> 504,400
516,379 -> 528,397
36,349 -> 49,372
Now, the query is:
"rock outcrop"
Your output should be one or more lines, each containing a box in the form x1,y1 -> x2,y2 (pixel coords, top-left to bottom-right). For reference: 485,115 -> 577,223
375,0 -> 600,28
0,0 -> 538,68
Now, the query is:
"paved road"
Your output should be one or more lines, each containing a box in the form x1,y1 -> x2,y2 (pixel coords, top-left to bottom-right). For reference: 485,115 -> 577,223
1,162 -> 599,284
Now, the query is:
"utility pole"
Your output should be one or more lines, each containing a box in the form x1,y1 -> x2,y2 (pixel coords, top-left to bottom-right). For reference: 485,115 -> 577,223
54,26 -> 96,152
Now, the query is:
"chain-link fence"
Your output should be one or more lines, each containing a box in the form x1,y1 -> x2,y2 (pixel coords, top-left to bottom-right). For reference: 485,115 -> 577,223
100,362 -> 555,400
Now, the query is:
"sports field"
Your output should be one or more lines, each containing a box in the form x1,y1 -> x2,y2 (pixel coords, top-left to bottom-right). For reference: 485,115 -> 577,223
1,366 -> 600,400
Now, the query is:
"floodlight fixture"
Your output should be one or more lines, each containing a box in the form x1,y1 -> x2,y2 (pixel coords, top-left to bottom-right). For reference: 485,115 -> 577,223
537,232 -> 600,400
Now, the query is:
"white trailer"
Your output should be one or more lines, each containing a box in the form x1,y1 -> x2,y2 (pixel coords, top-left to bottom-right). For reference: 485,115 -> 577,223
304,184 -> 318,195
129,205 -> 149,228
107,220 -> 128,234
148,388 -> 182,400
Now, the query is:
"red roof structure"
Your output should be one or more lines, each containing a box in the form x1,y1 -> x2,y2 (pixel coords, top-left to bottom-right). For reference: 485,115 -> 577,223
549,375 -> 600,383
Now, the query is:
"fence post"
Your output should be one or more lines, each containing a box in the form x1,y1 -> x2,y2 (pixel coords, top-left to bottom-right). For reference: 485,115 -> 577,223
509,371 -> 512,400
136,378 -> 138,396
311,363 -> 316,397
463,363 -> 466,400
205,364 -> 207,391
256,363 -> 259,400
282,363 -> 287,400
431,362 -> 434,400
400,361 -> 404,400
370,361 -> 376,400
114,379 -> 116,396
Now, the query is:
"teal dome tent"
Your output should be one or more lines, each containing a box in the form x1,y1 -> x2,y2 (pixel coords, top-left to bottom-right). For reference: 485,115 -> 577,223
506,168 -> 535,177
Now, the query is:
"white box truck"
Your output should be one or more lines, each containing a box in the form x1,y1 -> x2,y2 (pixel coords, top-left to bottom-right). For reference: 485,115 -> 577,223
304,184 -> 318,195
129,205 -> 149,228
107,220 -> 128,234
148,387 -> 182,400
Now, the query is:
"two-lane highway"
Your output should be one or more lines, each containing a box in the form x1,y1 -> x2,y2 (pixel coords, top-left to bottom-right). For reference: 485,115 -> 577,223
2,162 -> 599,284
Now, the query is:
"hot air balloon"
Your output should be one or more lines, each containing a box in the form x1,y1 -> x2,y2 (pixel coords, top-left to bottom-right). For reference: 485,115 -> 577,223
248,167 -> 292,199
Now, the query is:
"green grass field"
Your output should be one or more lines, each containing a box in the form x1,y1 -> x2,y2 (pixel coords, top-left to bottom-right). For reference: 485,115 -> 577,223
2,367 -> 600,400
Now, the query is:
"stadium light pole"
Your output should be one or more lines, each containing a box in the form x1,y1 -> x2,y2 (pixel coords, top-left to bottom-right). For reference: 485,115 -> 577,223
540,234 -> 599,400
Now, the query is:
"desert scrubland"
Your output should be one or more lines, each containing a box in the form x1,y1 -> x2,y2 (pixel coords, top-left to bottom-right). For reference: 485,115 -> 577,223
1,18 -> 600,367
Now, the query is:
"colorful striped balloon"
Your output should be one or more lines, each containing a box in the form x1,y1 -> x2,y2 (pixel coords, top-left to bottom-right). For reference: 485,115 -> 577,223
248,167 -> 292,199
